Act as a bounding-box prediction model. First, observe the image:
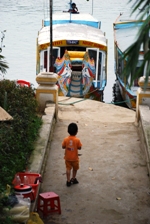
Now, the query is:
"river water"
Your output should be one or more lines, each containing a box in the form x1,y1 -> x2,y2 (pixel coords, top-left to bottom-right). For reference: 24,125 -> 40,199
0,0 -> 132,103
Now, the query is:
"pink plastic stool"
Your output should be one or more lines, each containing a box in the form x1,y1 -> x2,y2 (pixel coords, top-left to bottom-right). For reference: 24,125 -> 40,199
37,192 -> 61,216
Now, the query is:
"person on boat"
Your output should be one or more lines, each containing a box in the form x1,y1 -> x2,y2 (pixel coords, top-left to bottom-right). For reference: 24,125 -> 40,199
68,2 -> 78,13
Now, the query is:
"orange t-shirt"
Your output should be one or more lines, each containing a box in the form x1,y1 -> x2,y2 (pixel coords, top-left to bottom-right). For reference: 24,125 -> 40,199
62,135 -> 82,161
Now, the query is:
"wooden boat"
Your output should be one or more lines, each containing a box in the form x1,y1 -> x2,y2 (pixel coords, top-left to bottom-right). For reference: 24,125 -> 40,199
36,1 -> 108,101
113,14 -> 144,109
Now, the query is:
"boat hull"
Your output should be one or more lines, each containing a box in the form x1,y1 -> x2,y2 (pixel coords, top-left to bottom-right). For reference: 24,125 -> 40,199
113,16 -> 144,109
116,76 -> 136,109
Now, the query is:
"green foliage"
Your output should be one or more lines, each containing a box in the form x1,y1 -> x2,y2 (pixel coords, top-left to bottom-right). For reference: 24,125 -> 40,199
123,0 -> 150,86
123,19 -> 149,85
0,80 -> 42,223
0,54 -> 9,74
129,0 -> 150,18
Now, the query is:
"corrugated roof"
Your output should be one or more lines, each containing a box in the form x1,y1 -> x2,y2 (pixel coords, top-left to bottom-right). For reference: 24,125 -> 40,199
0,107 -> 13,121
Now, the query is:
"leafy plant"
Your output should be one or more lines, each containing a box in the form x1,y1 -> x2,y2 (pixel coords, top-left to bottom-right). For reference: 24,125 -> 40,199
0,80 -> 42,223
0,54 -> 9,74
123,0 -> 150,86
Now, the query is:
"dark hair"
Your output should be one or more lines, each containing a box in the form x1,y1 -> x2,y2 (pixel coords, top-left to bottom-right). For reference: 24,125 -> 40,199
71,3 -> 76,7
68,123 -> 78,135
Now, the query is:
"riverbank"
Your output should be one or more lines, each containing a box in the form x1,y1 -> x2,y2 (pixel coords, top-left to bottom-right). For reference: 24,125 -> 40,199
28,97 -> 150,223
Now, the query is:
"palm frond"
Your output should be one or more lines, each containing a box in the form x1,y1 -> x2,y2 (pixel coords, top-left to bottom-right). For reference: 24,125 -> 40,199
123,14 -> 150,86
129,0 -> 150,16
0,54 -> 9,74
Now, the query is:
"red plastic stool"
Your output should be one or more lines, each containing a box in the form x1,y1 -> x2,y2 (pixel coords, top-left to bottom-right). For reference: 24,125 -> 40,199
37,192 -> 61,217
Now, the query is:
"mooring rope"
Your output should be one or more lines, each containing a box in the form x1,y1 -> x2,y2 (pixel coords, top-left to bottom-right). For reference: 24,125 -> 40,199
58,97 -> 136,106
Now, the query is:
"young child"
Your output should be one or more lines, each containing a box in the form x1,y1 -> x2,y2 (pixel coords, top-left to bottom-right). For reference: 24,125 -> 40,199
62,123 -> 82,187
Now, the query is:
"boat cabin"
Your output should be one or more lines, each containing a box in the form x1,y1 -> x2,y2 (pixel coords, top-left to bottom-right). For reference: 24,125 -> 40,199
39,45 -> 106,90
36,11 -> 107,100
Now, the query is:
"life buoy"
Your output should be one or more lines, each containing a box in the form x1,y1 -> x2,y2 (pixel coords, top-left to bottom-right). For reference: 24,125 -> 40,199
17,80 -> 31,87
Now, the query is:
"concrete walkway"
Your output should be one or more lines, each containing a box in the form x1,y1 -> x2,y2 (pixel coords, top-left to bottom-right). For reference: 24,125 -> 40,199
39,97 -> 150,224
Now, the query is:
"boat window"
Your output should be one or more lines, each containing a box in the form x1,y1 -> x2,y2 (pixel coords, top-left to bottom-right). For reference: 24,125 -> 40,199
48,47 -> 60,72
40,50 -> 47,72
53,48 -> 59,62
98,52 -> 102,80
88,49 -> 97,71
86,48 -> 101,84
44,51 -> 47,71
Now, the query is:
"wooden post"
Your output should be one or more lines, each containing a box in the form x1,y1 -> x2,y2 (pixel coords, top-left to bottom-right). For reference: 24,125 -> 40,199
49,0 -> 54,72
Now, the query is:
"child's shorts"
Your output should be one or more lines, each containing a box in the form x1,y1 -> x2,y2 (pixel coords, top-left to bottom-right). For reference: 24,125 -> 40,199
65,160 -> 79,170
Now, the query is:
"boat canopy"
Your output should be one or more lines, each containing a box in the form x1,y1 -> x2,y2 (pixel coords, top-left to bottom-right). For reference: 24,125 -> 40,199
44,12 -> 100,28
113,21 -> 143,53
38,23 -> 107,49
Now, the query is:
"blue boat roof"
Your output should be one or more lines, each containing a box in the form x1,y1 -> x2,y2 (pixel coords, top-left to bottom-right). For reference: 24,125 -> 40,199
114,20 -> 143,29
44,12 -> 100,29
